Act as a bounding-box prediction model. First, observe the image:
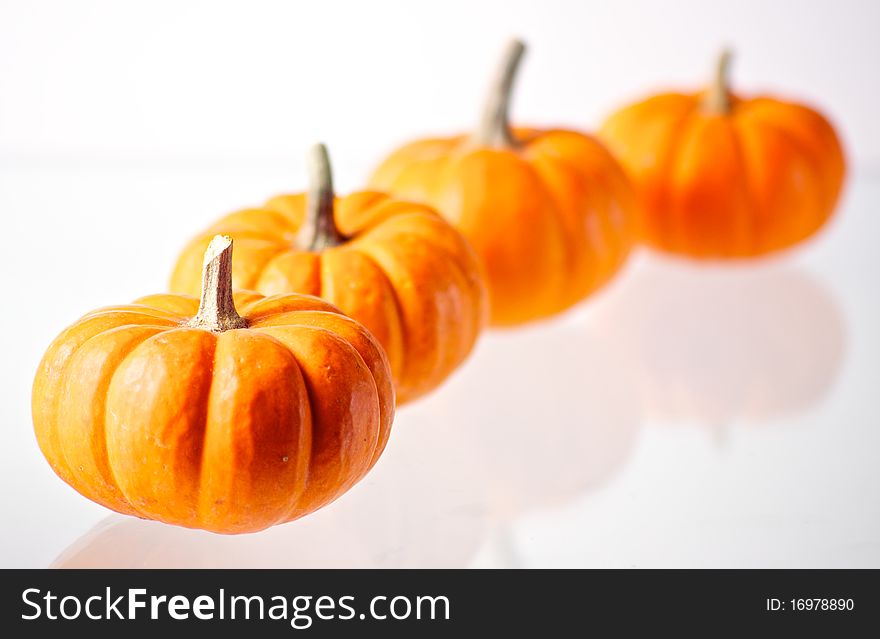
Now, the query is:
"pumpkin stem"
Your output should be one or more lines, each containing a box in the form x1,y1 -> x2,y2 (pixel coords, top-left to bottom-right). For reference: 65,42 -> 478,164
296,143 -> 346,251
473,39 -> 526,148
187,235 -> 248,332
702,48 -> 733,115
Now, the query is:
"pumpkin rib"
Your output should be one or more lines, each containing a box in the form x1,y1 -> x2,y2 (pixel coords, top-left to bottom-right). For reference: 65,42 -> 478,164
748,100 -> 845,208
262,194 -> 307,227
192,330 -> 223,527
196,329 -> 312,533
666,107 -> 714,253
354,210 -> 480,274
734,117 -> 824,254
232,290 -> 283,315
351,211 -> 486,340
334,192 -> 401,235
319,248 -> 407,383
239,293 -> 341,320
670,117 -> 753,257
101,326 -> 213,521
522,156 -> 577,316
251,310 -> 394,470
338,190 -> 390,218
34,313 -> 176,493
78,306 -> 185,325
367,227 -> 482,375
254,248 -> 323,298
725,118 -> 760,257
256,324 -> 380,521
369,138 -> 463,193
637,100 -> 697,248
427,147 -> 570,325
291,324 -> 382,480
743,98 -> 842,156
62,324 -> 170,516
553,132 -> 636,251
242,246 -> 302,290
524,147 -> 609,307
343,247 -> 413,398
740,114 -> 829,243
131,295 -> 200,318
731,117 -> 781,254
210,208 -> 299,237
378,144 -> 465,209
353,236 -> 464,401
250,310 -> 395,412
347,199 -> 432,233
233,243 -> 292,290
105,327 -> 219,527
516,152 -> 591,310
385,228 -> 485,355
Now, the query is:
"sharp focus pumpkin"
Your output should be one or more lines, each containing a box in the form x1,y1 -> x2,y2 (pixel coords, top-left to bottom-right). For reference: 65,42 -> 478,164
368,40 -> 636,327
599,50 -> 847,258
33,236 -> 394,534
170,145 -> 487,404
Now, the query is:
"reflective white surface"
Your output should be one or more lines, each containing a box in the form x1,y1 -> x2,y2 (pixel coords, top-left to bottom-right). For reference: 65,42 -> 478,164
1,162 -> 877,568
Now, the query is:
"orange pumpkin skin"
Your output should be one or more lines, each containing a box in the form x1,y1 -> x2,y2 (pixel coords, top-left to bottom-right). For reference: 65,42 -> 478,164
369,128 -> 635,327
599,52 -> 846,258
170,149 -> 487,405
33,240 -> 394,534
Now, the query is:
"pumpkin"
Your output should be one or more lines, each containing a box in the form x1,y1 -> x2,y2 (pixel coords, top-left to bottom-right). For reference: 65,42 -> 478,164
599,50 -> 847,258
33,235 -> 395,534
368,39 -> 635,326
170,145 -> 487,404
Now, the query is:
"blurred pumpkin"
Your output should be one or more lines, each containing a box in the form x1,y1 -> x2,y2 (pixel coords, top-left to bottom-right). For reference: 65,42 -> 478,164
33,236 -> 394,534
369,39 -> 635,327
171,145 -> 487,404
599,50 -> 846,258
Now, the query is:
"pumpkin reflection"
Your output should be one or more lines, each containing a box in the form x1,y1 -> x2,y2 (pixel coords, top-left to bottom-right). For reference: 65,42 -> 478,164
589,256 -> 845,425
428,319 -> 642,519
53,410 -> 487,568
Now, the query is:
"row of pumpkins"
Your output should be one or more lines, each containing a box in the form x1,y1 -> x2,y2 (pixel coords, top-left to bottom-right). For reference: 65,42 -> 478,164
32,40 -> 846,534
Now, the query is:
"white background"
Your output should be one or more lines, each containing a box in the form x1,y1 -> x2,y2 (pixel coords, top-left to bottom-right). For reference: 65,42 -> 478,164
1,0 -> 878,567
3,0 -> 879,172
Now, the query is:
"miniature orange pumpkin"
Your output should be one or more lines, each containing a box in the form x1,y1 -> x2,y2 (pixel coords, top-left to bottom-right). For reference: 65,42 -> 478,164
33,236 -> 394,534
170,145 -> 487,404
599,50 -> 847,258
369,40 -> 635,326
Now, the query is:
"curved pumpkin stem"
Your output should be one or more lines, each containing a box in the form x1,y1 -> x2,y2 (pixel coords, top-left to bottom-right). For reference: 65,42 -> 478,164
296,143 -> 346,251
473,39 -> 526,148
702,49 -> 733,115
187,235 -> 248,331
